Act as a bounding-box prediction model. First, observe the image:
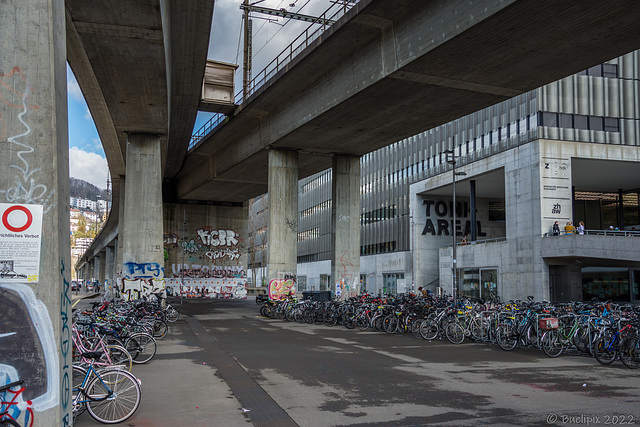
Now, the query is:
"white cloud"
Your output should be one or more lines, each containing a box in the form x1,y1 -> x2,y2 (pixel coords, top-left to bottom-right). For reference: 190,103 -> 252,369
69,147 -> 110,189
67,72 -> 84,102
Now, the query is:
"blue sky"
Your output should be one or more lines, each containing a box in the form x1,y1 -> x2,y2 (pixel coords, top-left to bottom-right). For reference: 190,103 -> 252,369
67,0 -> 338,190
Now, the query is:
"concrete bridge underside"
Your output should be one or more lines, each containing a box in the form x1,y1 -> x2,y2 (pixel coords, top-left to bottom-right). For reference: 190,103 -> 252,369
177,0 -> 640,203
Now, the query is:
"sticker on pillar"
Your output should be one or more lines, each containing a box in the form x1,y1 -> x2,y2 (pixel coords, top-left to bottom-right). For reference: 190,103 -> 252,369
335,281 -> 342,297
0,204 -> 43,283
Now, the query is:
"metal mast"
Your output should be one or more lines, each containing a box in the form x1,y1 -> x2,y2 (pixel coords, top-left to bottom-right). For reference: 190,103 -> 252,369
240,1 -> 335,100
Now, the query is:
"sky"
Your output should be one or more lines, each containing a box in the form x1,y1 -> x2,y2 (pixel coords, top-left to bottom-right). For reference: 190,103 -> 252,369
68,0 -> 344,190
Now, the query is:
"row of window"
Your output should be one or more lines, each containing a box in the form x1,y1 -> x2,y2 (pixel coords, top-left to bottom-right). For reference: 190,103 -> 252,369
301,200 -> 331,218
361,241 -> 397,256
361,205 -> 397,225
298,227 -> 319,242
539,112 -> 619,132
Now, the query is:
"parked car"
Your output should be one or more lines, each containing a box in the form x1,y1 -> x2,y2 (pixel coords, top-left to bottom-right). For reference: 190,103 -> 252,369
71,281 -> 80,291
86,283 -> 94,291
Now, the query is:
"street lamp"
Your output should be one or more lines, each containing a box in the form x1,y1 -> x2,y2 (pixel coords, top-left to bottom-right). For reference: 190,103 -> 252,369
444,149 -> 466,304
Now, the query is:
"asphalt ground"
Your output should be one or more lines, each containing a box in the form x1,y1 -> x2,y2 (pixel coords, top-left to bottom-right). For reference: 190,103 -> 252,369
72,297 -> 640,427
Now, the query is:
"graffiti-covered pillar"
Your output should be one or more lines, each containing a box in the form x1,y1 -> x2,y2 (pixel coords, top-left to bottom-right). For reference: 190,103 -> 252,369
0,1 -> 71,425
120,133 -> 164,300
266,149 -> 298,299
331,155 -> 361,299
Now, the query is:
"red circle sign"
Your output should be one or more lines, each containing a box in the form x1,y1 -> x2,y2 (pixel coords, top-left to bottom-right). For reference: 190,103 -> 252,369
2,205 -> 33,232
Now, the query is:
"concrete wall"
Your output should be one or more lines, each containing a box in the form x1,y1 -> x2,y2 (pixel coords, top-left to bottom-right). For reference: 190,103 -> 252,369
163,203 -> 248,299
0,1 -> 71,425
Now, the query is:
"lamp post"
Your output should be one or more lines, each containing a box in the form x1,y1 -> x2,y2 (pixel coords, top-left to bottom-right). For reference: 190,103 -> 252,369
444,149 -> 466,304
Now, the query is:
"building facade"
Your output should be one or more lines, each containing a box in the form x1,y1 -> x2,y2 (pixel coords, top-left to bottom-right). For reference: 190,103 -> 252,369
247,51 -> 640,303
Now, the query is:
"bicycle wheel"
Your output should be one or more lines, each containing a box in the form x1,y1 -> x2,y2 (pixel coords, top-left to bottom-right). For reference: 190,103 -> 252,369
103,345 -> 133,372
593,337 -> 617,365
355,314 -> 370,331
72,365 -> 88,419
1,418 -> 21,427
410,318 -> 423,339
383,314 -> 399,334
496,323 -> 518,351
86,369 -> 141,424
620,335 -> 640,369
445,321 -> 465,344
152,319 -> 168,339
420,318 -> 439,340
542,330 -> 564,358
165,306 -> 180,323
573,326 -> 591,354
125,333 -> 157,364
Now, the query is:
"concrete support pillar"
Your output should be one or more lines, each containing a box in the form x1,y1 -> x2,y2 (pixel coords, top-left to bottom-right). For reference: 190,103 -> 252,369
105,246 -> 115,292
331,156 -> 361,299
0,1 -> 70,424
98,252 -> 106,284
116,175 -> 125,275
120,134 -> 165,296
267,149 -> 298,296
94,254 -> 103,282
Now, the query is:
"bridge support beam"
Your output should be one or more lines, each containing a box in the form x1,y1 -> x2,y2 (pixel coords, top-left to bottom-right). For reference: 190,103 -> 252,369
120,133 -> 165,297
266,149 -> 298,296
331,156 -> 361,299
0,0 -> 71,424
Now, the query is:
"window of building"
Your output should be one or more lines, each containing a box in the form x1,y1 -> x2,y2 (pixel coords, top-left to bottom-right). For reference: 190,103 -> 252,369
519,117 -> 528,134
589,116 -> 604,131
587,65 -> 602,77
574,114 -> 588,130
582,267 -> 630,302
558,113 -> 573,128
604,117 -> 619,132
541,112 -> 558,127
602,63 -> 618,78
360,274 -> 367,293
382,272 -> 403,295
488,201 -> 506,221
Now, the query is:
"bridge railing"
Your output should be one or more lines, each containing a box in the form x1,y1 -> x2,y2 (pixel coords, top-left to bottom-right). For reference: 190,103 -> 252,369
189,0 -> 361,150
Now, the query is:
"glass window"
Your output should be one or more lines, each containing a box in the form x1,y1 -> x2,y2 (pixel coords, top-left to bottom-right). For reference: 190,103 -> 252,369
460,269 -> 480,300
558,113 -> 572,128
500,126 -> 507,140
519,117 -> 528,134
604,117 -> 619,132
587,65 -> 602,77
542,112 -> 558,127
574,114 -> 588,130
602,63 -> 618,78
582,267 -> 630,302
481,269 -> 498,300
491,130 -> 498,144
589,116 -> 604,131
530,113 -> 538,129
509,122 -> 517,137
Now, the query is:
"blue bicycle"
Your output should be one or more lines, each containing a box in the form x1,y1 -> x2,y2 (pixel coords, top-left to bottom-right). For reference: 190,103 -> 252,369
73,351 -> 142,424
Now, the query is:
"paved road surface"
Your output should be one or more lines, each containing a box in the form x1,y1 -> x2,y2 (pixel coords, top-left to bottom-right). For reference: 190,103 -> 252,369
73,298 -> 640,426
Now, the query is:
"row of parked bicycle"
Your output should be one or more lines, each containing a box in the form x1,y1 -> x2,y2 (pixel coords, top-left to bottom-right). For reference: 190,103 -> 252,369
68,294 -> 180,425
258,294 -> 640,369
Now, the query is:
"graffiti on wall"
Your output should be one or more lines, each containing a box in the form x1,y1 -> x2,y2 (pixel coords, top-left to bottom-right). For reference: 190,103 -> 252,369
196,228 -> 239,247
60,260 -> 71,426
204,248 -> 240,262
119,278 -> 166,301
0,67 -> 55,214
268,278 -> 297,300
122,261 -> 164,279
171,264 -> 245,279
0,283 -> 59,425
165,278 -> 247,299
